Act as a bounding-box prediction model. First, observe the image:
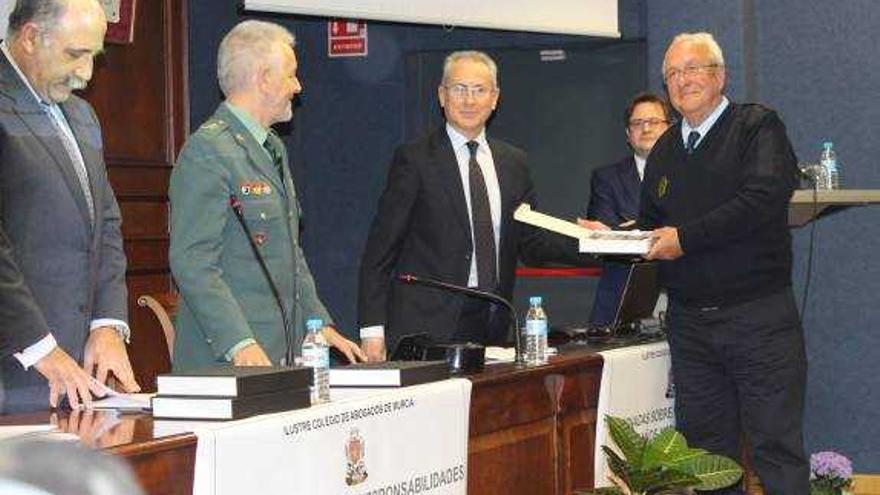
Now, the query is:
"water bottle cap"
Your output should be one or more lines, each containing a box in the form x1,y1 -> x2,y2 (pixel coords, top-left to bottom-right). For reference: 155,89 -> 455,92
306,318 -> 323,330
529,296 -> 542,305
823,141 -> 833,149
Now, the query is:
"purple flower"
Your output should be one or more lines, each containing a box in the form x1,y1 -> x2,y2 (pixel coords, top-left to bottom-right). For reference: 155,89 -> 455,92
810,451 -> 853,481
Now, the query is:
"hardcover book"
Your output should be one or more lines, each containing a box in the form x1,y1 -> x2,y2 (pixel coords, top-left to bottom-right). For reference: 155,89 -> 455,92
151,388 -> 311,420
329,361 -> 448,387
156,366 -> 312,398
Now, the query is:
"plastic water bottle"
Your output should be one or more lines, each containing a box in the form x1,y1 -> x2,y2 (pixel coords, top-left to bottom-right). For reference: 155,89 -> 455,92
301,318 -> 330,404
820,141 -> 840,189
524,296 -> 548,366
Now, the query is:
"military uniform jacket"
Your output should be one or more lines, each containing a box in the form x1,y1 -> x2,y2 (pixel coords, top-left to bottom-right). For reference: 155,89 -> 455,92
169,104 -> 332,369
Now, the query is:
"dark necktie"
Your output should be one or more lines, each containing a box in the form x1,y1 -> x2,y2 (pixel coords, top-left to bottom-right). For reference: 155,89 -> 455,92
686,130 -> 701,154
466,141 -> 497,290
263,131 -> 286,183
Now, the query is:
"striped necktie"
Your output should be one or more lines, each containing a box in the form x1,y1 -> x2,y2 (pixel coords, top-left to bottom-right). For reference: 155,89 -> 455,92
43,102 -> 94,225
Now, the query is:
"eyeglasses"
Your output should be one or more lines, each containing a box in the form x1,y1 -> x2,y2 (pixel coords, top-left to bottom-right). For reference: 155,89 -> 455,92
663,63 -> 720,82
444,84 -> 495,101
628,118 -> 669,130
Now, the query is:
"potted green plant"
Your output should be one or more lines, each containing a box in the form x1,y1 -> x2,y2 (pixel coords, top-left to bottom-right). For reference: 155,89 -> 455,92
580,416 -> 743,495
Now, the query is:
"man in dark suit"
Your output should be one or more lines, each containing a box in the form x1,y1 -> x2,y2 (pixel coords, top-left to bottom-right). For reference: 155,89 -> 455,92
0,0 -> 139,412
585,93 -> 671,326
358,51 -> 596,361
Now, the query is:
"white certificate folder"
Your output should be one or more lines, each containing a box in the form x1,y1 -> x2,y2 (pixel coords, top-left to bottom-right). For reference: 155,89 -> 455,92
513,203 -> 653,255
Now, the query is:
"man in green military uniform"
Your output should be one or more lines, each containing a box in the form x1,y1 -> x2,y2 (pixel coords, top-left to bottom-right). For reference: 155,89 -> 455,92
169,20 -> 365,368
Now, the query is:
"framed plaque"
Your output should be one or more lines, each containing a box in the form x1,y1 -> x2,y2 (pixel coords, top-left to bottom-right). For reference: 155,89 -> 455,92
101,0 -> 137,44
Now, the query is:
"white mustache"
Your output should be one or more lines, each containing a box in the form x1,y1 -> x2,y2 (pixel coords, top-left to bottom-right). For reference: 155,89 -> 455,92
66,76 -> 87,90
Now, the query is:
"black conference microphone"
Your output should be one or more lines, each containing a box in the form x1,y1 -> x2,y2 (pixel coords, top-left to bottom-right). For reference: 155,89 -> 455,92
229,194 -> 294,366
398,274 -> 523,365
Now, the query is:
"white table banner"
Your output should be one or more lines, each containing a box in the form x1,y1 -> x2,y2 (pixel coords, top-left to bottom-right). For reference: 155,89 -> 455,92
593,341 -> 675,488
156,378 -> 471,495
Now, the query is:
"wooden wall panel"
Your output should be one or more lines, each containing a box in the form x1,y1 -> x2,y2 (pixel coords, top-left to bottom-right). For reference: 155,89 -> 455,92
81,0 -> 188,389
120,202 -> 168,238
469,419 -> 558,495
109,167 -> 170,199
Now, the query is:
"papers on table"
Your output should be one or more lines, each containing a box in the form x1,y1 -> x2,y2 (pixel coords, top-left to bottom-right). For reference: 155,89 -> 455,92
485,346 -> 557,363
86,377 -> 153,410
513,203 -> 654,255
92,393 -> 154,411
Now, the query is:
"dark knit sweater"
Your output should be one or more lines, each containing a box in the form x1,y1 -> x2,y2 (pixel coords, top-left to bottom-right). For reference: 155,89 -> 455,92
639,102 -> 798,307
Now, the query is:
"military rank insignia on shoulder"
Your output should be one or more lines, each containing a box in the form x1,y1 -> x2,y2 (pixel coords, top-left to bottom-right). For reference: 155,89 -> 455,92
199,119 -> 228,134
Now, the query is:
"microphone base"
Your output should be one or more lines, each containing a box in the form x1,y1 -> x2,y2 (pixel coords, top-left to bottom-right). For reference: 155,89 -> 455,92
424,343 -> 486,375
391,334 -> 485,374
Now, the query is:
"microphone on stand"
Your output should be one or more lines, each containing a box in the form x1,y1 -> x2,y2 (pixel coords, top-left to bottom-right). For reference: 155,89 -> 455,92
230,194 -> 294,366
398,274 -> 523,366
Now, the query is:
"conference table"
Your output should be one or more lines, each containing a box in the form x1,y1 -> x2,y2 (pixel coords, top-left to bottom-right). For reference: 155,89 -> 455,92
0,346 -> 613,495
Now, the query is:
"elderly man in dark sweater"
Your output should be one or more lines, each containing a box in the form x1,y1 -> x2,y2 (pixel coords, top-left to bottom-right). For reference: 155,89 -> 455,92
640,32 -> 808,494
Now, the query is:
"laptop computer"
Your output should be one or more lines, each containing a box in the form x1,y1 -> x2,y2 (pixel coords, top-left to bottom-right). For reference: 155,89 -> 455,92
612,262 -> 661,330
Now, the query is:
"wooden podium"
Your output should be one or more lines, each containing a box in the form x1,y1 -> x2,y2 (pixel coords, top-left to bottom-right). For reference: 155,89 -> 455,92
788,189 -> 880,226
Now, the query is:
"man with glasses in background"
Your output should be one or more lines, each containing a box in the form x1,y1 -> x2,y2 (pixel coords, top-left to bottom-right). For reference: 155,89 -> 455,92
640,32 -> 808,494
582,92 -> 672,327
358,51 -> 596,361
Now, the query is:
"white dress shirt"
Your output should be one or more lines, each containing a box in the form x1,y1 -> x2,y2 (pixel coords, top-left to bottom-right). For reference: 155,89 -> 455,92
634,154 -> 647,181
680,96 -> 730,151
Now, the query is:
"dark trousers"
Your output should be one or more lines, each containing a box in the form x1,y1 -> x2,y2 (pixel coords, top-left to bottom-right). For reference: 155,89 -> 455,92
452,296 -> 509,345
667,289 -> 809,495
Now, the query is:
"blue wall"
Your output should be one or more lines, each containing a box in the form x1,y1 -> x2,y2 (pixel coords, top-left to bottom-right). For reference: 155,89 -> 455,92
187,0 -> 645,333
646,0 -> 880,472
187,0 -> 880,472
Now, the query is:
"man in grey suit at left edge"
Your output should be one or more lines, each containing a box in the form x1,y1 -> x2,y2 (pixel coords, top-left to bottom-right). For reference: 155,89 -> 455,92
0,0 -> 140,413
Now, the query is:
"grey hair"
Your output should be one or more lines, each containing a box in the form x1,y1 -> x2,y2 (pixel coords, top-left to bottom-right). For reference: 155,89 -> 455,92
6,0 -> 67,39
441,50 -> 499,89
0,439 -> 146,495
662,32 -> 726,74
217,20 -> 295,97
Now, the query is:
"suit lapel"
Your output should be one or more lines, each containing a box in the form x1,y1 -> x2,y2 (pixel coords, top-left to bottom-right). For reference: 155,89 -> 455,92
431,130 -> 471,236
619,157 -> 641,216
0,54 -> 93,228
60,102 -> 101,229
488,138 -> 513,248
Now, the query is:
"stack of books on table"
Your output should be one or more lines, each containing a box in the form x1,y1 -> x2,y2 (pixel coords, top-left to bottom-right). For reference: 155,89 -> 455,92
329,361 -> 448,388
152,366 -> 312,420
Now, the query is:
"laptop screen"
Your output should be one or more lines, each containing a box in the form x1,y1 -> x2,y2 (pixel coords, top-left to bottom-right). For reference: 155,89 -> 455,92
613,262 -> 660,327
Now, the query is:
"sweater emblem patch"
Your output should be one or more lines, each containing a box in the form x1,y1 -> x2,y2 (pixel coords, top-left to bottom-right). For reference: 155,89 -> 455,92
658,176 -> 670,198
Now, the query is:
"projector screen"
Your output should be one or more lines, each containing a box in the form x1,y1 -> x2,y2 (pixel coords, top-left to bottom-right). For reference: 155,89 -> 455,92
0,0 -> 12,39
243,0 -> 619,38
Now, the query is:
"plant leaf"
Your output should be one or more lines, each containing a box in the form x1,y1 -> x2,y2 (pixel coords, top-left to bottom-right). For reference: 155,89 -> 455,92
642,428 -> 688,469
606,416 -> 647,467
602,445 -> 632,484
665,447 -> 709,466
630,467 -> 699,492
677,454 -> 743,491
